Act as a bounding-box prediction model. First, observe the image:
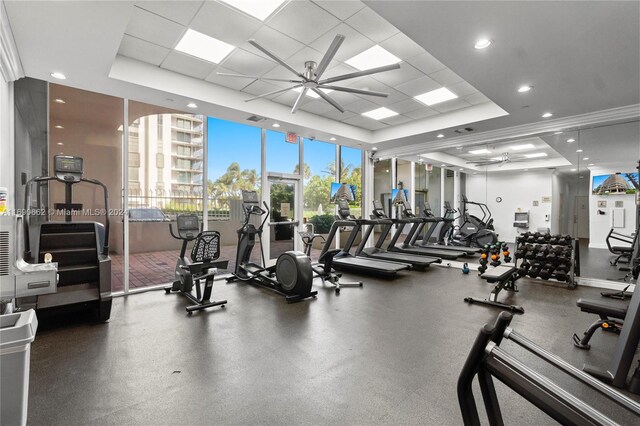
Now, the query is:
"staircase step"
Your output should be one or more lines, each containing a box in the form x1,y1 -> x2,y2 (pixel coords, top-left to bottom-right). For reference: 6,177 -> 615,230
39,247 -> 97,267
58,264 -> 99,287
40,232 -> 96,250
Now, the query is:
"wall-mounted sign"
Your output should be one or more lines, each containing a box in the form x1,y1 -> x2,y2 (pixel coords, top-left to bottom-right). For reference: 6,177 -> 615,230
541,196 -> 552,203
280,202 -> 290,217
615,201 -> 624,208
285,132 -> 298,144
598,200 -> 607,208
426,163 -> 433,172
532,200 -> 539,207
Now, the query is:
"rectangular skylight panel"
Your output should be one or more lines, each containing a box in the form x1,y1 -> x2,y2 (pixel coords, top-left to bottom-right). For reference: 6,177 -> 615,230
469,149 -> 490,155
220,0 -> 287,21
524,152 -> 548,158
362,107 -> 399,120
345,45 -> 402,71
510,143 -> 535,151
292,87 -> 333,99
175,29 -> 235,64
414,87 -> 458,106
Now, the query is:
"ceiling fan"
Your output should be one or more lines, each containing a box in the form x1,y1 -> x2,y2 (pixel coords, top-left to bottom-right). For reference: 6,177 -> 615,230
468,152 -> 519,167
216,34 -> 401,114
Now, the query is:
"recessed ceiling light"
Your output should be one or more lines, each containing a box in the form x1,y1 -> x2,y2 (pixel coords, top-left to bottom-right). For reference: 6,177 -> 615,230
576,149 -> 583,153
490,157 -> 504,161
456,146 -> 463,150
187,102 -> 198,109
385,169 -> 389,173
542,112 -> 553,118
524,169 -> 529,171
588,163 -> 594,166
469,149 -> 490,155
54,125 -> 63,129
524,152 -> 548,158
517,85 -> 532,93
272,123 -> 280,128
219,0 -> 287,21
292,87 -> 333,99
583,157 -> 589,160
56,142 -> 64,146
437,134 -> 444,138
345,45 -> 402,71
414,87 -> 458,106
329,137 -> 336,141
510,143 -> 535,151
372,147 -> 378,151
474,38 -> 492,49
459,168 -> 464,171
554,131 -> 563,135
54,98 -> 65,104
571,168 -> 577,172
566,138 -> 575,143
50,72 -> 66,80
175,29 -> 235,64
440,164 -> 447,167
362,107 -> 398,120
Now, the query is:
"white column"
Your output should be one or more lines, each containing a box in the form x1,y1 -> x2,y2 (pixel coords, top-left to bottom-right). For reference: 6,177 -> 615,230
261,128 -> 269,262
362,149 -> 374,248
440,167 -> 446,217
0,77 -> 14,210
123,99 -> 130,294
295,135 -> 303,252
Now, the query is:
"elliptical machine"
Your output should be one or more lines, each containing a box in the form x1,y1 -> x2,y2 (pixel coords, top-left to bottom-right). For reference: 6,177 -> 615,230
165,214 -> 228,314
438,198 -> 498,248
227,190 -> 316,303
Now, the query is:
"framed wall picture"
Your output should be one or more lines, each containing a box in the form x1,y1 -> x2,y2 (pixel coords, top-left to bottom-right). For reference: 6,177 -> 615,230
615,201 -> 624,208
532,200 -> 539,207
598,200 -> 607,208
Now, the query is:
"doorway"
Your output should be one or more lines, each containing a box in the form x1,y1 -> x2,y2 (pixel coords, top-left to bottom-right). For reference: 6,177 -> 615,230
574,195 -> 590,239
266,177 -> 300,261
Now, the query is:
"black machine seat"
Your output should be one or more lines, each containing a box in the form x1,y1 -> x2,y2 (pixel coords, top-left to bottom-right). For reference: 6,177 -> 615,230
481,265 -> 517,283
576,298 -> 627,319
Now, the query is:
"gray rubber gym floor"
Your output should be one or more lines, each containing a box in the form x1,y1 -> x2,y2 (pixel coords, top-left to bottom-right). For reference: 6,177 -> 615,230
28,266 -> 639,425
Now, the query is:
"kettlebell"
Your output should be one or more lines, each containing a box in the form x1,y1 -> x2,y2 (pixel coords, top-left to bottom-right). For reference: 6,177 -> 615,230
462,263 -> 470,274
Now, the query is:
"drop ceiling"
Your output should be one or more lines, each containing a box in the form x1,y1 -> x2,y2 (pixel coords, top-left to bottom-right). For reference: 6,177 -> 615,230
2,0 -> 639,156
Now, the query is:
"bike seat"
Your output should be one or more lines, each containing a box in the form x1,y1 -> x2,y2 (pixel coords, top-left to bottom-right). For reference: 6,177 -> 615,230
576,298 -> 627,319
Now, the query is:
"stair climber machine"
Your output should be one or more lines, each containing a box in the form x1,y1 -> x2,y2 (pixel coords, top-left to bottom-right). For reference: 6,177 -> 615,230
409,202 -> 480,255
227,190 -> 317,303
438,198 -> 498,248
319,200 -> 411,277
357,200 -> 441,269
165,214 -> 228,313
19,155 -> 112,321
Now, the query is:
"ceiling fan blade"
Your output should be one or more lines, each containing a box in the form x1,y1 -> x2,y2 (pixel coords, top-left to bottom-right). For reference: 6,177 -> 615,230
291,87 -> 308,114
319,63 -> 401,85
319,84 -> 388,98
248,39 -> 304,79
245,84 -> 302,102
315,34 -> 345,80
311,88 -> 345,113
216,72 -> 303,83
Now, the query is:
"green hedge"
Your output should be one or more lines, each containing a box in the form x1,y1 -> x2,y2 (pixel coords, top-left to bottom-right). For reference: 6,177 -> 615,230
309,214 -> 335,234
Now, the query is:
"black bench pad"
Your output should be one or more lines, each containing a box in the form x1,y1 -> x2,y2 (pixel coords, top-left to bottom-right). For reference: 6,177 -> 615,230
576,298 -> 627,319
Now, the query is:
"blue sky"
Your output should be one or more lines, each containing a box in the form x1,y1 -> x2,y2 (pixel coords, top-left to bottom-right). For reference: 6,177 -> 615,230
207,117 -> 361,183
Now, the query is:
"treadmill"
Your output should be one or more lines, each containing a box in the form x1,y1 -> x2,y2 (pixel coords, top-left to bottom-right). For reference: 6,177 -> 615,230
353,201 -> 441,269
410,202 -> 480,255
319,200 -> 411,277
386,201 -> 466,260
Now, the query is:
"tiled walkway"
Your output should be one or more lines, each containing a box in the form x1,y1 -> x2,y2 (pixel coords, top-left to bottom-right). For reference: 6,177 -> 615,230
110,242 -> 322,292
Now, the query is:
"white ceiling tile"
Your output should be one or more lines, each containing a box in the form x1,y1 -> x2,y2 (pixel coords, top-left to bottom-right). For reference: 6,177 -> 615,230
125,6 -> 186,49
395,76 -> 441,97
259,66 -> 304,88
267,1 -> 340,45
344,97 -> 380,114
322,89 -> 361,106
405,52 -> 446,75
118,35 -> 170,66
240,26 -> 305,64
134,1 -> 204,26
430,98 -> 472,113
342,114 -> 388,130
447,81 -> 478,98
312,0 -> 365,20
321,63 -> 359,81
241,80 -> 281,96
379,32 -> 424,60
285,46 -> 331,73
380,114 -> 412,126
387,98 -> 424,114
345,7 -> 399,43
205,66 -> 254,90
220,48 -> 278,76
404,107 -> 440,120
320,109 -> 356,121
429,68 -> 464,86
272,90 -> 299,107
309,23 -> 375,63
189,1 -> 262,46
370,63 -> 423,87
464,92 -> 491,105
300,99 -> 337,115
160,51 -> 217,79
338,76 -> 405,105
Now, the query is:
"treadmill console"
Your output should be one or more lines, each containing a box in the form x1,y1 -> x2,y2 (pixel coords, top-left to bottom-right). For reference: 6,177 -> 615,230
176,214 -> 200,239
372,200 -> 386,218
401,201 -> 415,218
242,190 -> 259,204
54,155 -> 83,183
337,200 -> 354,220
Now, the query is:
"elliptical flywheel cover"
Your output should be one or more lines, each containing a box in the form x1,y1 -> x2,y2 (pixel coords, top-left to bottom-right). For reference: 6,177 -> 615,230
276,251 -> 313,294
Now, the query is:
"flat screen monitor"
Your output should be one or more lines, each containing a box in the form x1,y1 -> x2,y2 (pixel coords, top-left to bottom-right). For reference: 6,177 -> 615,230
330,182 -> 357,203
592,172 -> 639,195
242,190 -> 259,203
391,188 -> 409,204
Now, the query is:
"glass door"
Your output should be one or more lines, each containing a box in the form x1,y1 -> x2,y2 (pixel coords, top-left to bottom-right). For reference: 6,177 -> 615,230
267,177 -> 299,261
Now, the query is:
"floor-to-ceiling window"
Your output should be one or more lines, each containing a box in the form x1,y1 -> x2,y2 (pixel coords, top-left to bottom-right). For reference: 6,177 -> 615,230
339,146 -> 363,218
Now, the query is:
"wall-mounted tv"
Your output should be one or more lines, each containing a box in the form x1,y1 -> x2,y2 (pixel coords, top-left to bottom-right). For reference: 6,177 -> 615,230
330,182 -> 357,203
592,172 -> 639,195
391,188 -> 409,204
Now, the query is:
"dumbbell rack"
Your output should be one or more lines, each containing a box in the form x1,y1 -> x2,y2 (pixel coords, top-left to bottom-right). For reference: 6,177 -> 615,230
515,235 -> 580,289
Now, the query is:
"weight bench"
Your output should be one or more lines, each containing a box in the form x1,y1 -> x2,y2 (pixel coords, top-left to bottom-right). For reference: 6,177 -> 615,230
607,229 -> 637,266
572,298 -> 627,349
464,265 -> 524,314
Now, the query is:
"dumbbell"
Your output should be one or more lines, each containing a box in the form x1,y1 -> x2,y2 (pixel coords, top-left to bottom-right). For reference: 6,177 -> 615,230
539,263 -> 555,280
518,260 -> 531,277
535,247 -> 549,262
554,265 -> 570,282
527,232 -> 539,243
528,262 -> 542,278
559,234 -> 572,245
548,234 -> 560,244
478,249 -> 489,273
